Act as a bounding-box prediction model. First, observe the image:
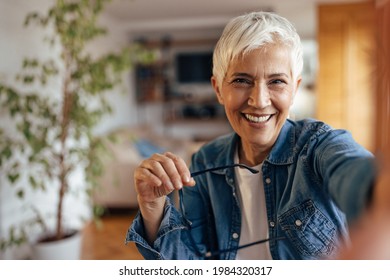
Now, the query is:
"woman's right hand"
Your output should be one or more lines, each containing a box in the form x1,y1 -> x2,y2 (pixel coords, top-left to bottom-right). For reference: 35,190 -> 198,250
134,151 -> 196,203
134,152 -> 196,243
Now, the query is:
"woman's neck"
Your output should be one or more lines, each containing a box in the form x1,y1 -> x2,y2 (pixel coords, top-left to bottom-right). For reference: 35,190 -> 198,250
238,141 -> 269,167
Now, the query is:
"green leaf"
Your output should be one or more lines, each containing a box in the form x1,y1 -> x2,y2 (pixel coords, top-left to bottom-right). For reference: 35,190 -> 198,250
1,146 -> 12,159
93,204 -> 106,218
23,75 -> 35,84
24,12 -> 39,26
6,87 -> 18,104
22,122 -> 32,141
7,173 -> 20,184
16,189 -> 24,199
29,176 -> 38,189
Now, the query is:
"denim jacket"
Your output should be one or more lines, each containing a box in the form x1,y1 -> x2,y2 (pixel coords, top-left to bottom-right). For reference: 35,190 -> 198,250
126,119 -> 375,260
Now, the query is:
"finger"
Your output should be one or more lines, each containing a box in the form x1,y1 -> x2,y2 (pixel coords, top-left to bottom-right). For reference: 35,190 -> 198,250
134,167 -> 174,200
137,156 -> 174,191
143,155 -> 176,191
149,152 -> 185,190
164,152 -> 196,187
134,165 -> 163,188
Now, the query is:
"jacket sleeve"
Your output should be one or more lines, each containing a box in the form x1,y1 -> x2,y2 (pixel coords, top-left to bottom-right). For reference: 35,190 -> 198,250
312,128 -> 376,223
125,194 -> 208,260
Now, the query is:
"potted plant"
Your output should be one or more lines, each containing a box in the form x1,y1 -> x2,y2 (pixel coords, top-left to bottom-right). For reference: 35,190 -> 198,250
0,0 -> 152,259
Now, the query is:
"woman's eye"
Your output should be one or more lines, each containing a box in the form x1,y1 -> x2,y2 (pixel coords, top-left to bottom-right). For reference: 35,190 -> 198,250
231,78 -> 252,85
270,79 -> 285,85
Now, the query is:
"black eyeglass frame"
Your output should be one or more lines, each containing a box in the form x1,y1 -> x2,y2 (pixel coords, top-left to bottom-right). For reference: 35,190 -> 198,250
178,163 -> 285,259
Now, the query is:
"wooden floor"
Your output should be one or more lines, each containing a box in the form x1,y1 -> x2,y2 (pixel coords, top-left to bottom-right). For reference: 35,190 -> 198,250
81,209 -> 143,260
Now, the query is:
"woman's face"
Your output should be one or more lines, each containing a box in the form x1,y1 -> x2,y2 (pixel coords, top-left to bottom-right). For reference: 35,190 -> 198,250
212,44 -> 301,163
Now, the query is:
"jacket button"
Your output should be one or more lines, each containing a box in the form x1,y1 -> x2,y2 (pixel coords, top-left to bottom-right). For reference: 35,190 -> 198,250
232,233 -> 239,239
265,178 -> 271,184
269,221 -> 275,228
295,219 -> 303,227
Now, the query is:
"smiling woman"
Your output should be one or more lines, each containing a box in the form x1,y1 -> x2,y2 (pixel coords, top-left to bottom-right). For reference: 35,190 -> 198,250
126,11 -> 377,260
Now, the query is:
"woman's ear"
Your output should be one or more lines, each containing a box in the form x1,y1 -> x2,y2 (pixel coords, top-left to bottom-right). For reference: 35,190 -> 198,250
291,76 -> 302,105
211,76 -> 224,105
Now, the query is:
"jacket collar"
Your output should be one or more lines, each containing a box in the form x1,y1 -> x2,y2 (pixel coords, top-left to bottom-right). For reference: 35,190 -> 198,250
266,119 -> 296,165
209,120 -> 296,171
200,133 -> 239,178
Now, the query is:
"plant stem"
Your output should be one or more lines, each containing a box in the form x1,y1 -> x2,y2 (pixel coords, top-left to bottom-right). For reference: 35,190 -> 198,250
56,48 -> 73,240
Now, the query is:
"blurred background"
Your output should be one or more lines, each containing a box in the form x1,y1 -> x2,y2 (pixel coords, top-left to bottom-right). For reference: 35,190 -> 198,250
0,0 -> 387,260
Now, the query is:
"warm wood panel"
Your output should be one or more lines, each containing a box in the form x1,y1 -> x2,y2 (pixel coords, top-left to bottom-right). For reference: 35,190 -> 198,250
339,2 -> 390,260
374,0 -> 390,208
317,2 -> 376,151
376,0 -> 390,157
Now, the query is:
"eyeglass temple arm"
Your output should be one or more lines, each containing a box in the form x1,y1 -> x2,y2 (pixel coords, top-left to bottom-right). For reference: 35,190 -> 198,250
190,163 -> 259,177
205,236 -> 286,259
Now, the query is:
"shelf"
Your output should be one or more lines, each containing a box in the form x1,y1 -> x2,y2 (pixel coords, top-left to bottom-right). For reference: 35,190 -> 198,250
162,118 -> 232,142
164,117 -> 228,125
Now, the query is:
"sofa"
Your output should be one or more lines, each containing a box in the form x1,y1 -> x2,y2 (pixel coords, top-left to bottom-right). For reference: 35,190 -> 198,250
93,125 -> 203,209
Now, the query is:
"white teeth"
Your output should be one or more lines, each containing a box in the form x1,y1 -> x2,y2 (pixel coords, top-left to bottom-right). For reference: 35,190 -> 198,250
244,114 -> 270,123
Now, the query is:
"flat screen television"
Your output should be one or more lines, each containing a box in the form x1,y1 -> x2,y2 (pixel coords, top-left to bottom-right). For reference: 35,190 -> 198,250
175,51 -> 213,84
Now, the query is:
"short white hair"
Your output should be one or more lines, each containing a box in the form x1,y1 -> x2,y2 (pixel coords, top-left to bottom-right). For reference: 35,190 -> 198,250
213,11 -> 303,88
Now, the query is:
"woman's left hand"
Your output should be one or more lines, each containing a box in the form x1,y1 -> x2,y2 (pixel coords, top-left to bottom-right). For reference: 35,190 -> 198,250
338,166 -> 390,259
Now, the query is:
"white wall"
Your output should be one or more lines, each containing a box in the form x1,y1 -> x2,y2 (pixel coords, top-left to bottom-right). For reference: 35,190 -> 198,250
90,11 -> 140,136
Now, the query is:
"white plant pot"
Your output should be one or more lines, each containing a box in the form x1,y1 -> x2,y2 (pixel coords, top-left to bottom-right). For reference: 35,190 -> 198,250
31,230 -> 82,260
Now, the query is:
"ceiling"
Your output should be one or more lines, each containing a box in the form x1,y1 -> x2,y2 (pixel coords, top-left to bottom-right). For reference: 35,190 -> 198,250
102,0 -> 364,40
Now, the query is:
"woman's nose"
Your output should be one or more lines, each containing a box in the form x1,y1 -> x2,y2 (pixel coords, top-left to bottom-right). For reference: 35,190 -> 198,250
248,85 -> 271,109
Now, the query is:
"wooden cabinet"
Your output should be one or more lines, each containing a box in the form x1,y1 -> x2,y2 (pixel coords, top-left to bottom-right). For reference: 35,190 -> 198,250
317,2 -> 376,151
375,0 -> 390,157
135,61 -> 169,103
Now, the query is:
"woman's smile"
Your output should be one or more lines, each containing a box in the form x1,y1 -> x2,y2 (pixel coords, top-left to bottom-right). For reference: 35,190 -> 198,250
242,113 -> 274,124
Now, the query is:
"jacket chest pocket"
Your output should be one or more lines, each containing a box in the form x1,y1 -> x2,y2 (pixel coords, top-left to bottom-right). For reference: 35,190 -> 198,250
278,200 -> 338,259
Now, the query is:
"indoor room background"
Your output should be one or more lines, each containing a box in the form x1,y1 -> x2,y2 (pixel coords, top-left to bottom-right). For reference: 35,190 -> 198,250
0,0 -> 383,259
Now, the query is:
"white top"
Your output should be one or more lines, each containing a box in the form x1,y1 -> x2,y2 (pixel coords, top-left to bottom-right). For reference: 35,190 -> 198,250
234,151 -> 272,260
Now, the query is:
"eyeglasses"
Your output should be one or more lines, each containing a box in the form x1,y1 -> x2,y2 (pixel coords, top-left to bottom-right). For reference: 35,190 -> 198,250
178,163 -> 285,259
